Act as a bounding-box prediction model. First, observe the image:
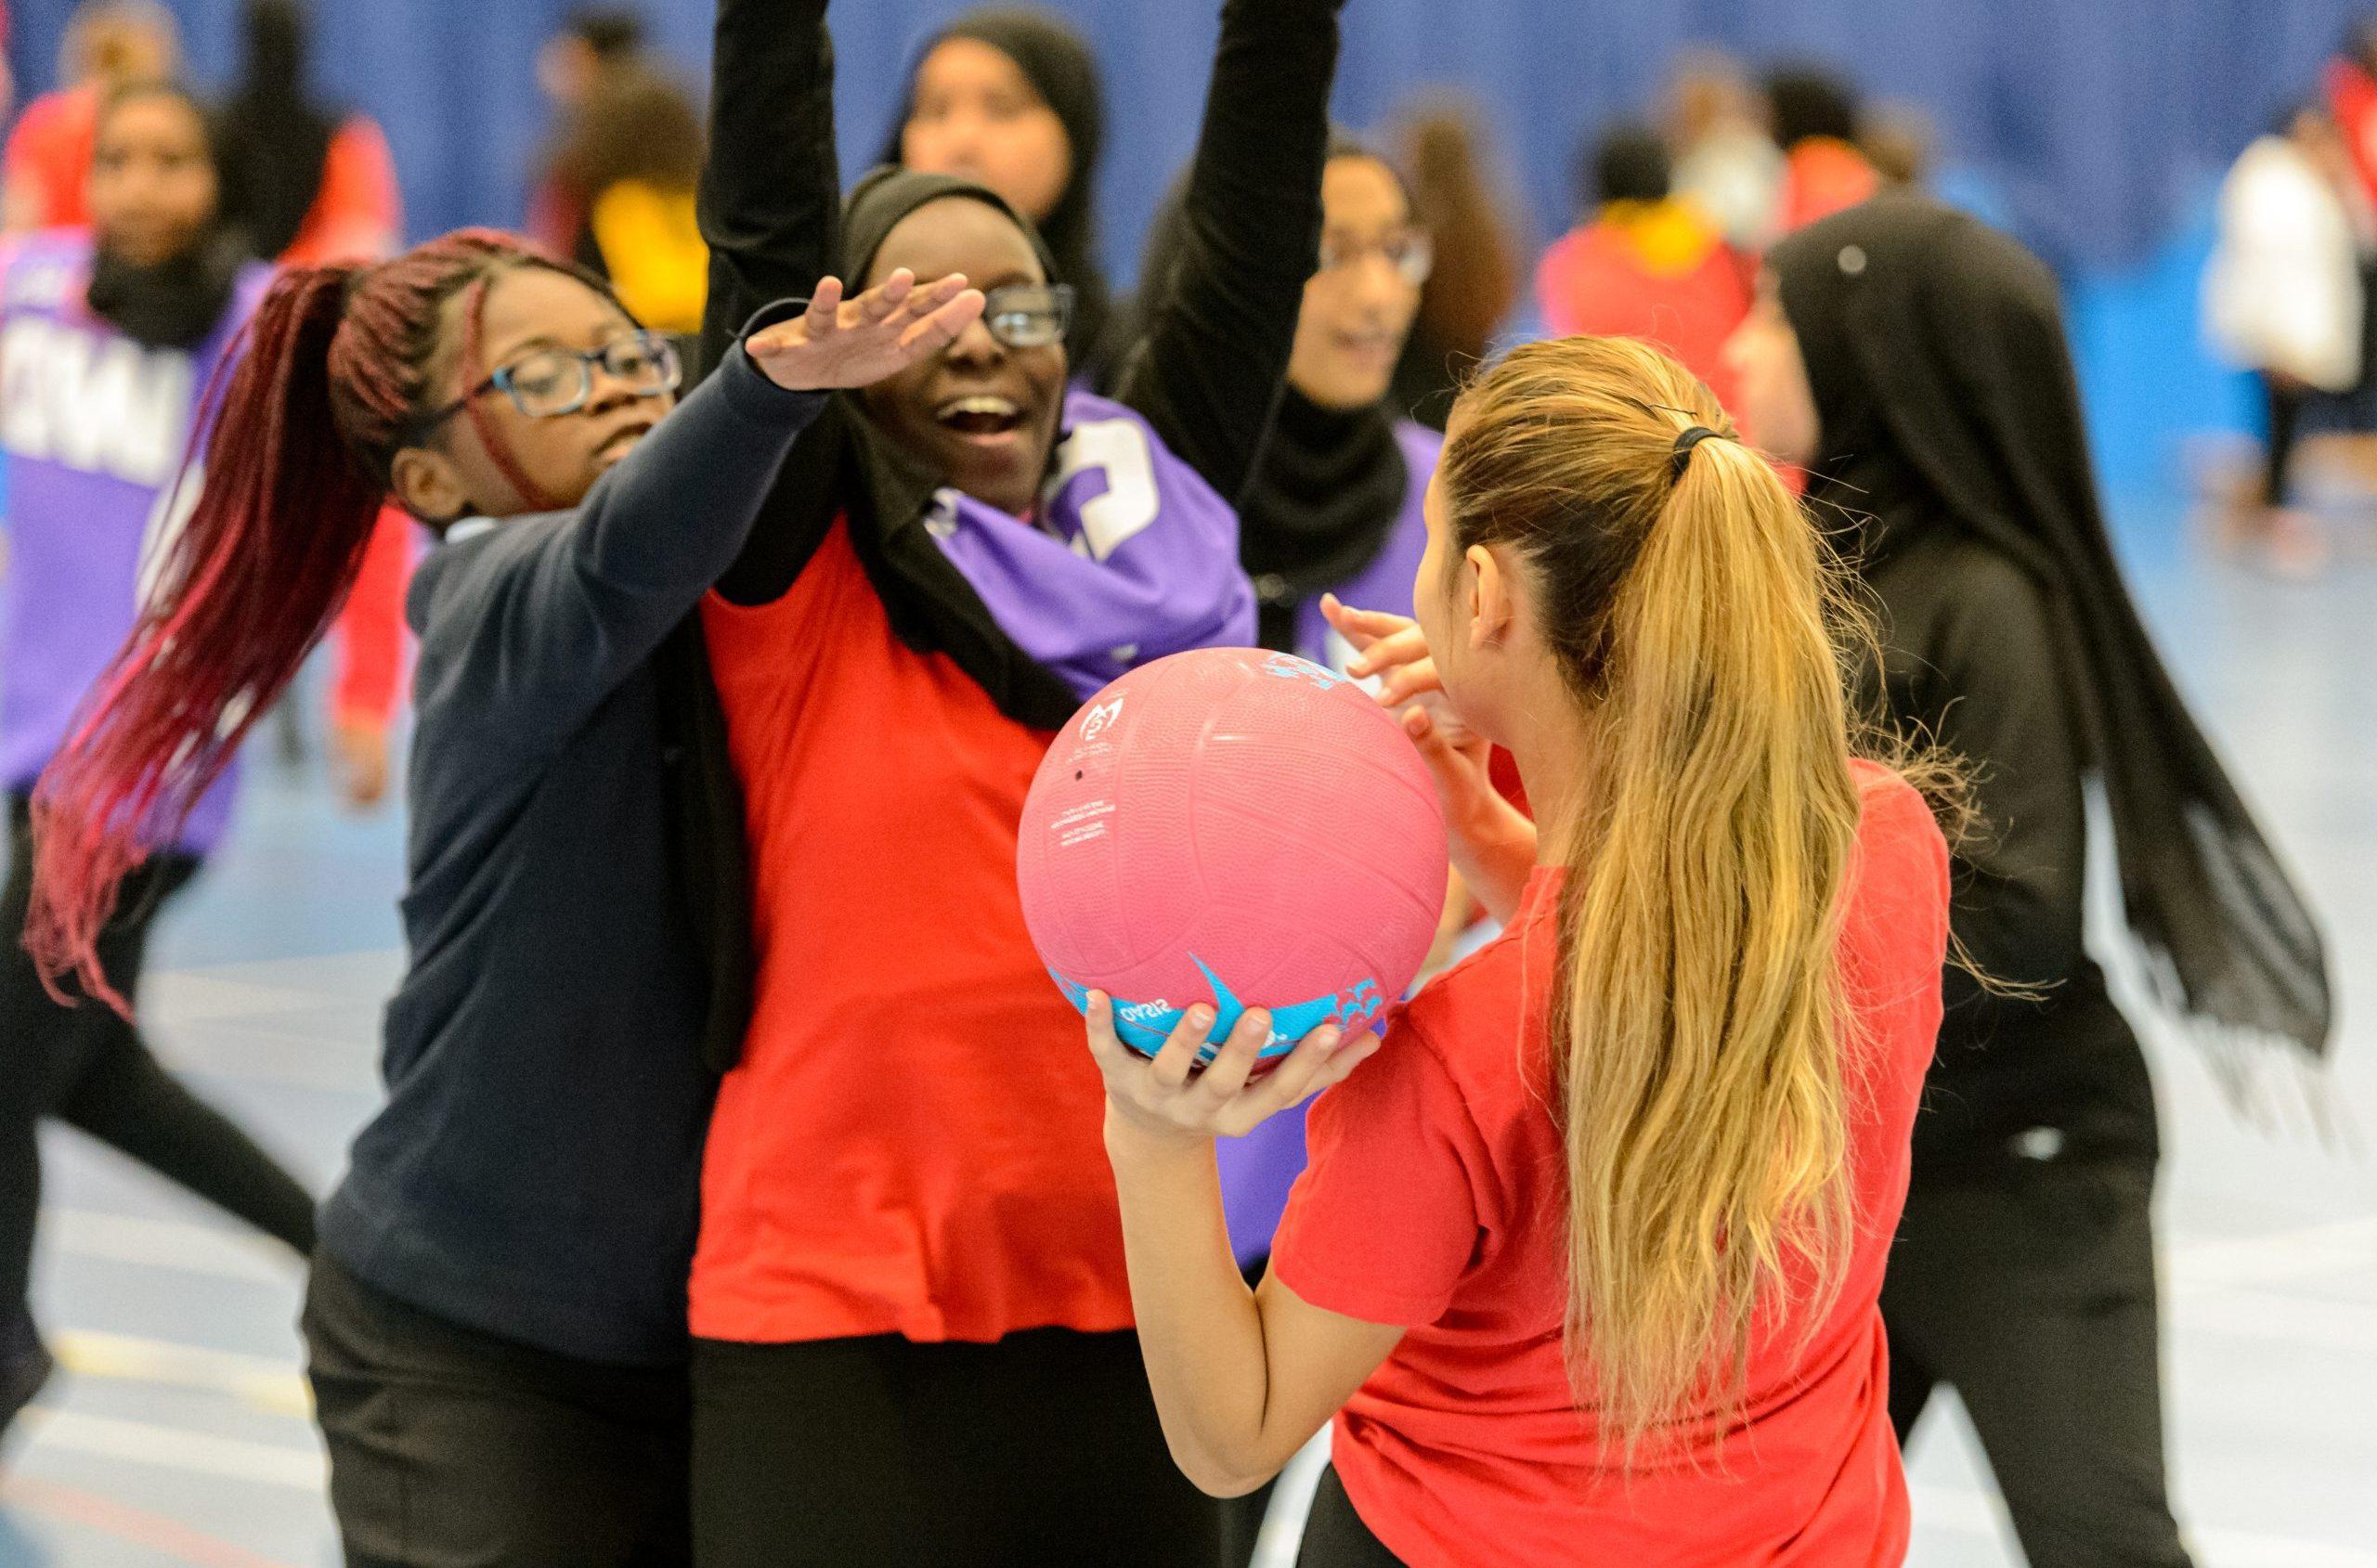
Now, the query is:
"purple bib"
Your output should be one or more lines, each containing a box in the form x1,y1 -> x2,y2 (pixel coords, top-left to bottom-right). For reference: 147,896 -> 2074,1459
0,232 -> 267,851
922,389 -> 1256,701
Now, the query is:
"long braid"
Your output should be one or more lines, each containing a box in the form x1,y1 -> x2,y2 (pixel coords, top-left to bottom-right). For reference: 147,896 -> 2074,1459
26,228 -> 592,1008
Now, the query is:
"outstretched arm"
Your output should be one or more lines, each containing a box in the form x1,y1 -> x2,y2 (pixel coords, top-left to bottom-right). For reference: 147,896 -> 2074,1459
698,0 -> 838,380
1115,0 -> 1345,502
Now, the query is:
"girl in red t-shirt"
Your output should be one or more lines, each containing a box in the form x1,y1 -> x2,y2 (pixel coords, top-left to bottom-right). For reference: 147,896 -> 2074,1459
1085,335 -> 1954,1566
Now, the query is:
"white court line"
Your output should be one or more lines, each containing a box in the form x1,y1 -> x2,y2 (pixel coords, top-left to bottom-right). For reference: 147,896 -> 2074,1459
2168,1214 -> 2377,1291
1911,1484 -> 2377,1567
51,1329 -> 312,1418
17,1409 -> 326,1493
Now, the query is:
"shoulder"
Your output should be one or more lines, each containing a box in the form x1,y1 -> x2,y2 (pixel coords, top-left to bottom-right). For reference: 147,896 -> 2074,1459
1392,418 -> 1443,474
1842,761 -> 1952,956
1878,525 -> 2055,657
1391,901 -> 1545,1089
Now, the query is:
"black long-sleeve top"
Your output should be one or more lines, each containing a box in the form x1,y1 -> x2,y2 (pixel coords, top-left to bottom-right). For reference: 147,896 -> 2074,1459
664,0 -> 1342,1069
1866,523 -> 2159,1183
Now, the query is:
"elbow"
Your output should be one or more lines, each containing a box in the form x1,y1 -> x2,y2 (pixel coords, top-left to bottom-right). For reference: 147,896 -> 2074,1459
1169,1436 -> 1287,1500
1182,1458 -> 1283,1501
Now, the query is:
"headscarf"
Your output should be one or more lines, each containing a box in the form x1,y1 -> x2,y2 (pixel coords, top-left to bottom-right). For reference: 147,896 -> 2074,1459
877,8 -> 1112,375
85,84 -> 251,351
1771,194 -> 2332,1082
1137,131 -> 1411,652
215,0 -> 336,262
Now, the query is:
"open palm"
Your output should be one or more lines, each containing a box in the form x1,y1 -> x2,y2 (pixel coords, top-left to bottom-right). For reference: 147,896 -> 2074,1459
746,269 -> 985,393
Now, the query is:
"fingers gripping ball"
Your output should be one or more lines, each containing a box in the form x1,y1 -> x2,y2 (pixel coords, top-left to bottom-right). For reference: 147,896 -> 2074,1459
1018,648 -> 1448,1070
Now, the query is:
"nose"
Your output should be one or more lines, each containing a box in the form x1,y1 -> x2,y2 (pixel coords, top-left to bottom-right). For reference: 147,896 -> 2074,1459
941,312 -> 1007,369
583,356 -> 644,415
1349,252 -> 1410,315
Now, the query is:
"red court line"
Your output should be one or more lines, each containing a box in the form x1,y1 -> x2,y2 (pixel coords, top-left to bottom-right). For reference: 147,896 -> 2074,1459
0,1474 -> 305,1568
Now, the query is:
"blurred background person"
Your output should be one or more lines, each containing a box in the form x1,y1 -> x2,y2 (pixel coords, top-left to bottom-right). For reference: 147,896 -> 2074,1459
1862,100 -> 1936,191
3,0 -> 178,233
526,6 -> 648,257
1664,49 -> 1783,253
1386,96 -> 1524,430
2204,101 -> 2365,574
1535,121 -> 1752,409
1768,65 -> 1879,234
547,58 -> 707,341
216,0 -> 400,269
881,7 -> 1119,382
0,78 -> 389,1453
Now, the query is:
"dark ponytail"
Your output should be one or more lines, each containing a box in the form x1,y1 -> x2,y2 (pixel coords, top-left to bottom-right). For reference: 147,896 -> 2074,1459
27,227 -> 572,1008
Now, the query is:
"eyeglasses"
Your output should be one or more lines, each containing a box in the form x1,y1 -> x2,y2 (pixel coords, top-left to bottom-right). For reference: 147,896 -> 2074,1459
980,283 -> 1073,349
411,330 -> 682,434
1316,230 -> 1434,288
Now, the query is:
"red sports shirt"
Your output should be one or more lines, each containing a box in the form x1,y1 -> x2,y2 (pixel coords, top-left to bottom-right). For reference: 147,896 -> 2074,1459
1274,762 -> 1949,1567
690,518 -> 1135,1344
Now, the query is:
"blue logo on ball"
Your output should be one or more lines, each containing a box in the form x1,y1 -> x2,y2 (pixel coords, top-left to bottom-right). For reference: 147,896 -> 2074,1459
1054,961 -> 1386,1062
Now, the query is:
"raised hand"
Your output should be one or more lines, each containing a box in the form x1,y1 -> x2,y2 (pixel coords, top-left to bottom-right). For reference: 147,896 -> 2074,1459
746,270 -> 986,393
1321,594 -> 1537,922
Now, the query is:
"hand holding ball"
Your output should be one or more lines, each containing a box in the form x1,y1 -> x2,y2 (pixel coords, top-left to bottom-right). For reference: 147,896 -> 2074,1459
1017,647 -> 1449,1070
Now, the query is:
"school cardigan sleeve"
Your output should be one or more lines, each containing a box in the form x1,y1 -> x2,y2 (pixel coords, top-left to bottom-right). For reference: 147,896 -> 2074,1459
1110,0 -> 1343,505
413,320 -> 821,763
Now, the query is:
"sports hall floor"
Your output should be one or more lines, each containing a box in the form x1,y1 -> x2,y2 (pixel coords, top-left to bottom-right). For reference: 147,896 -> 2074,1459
1,508 -> 2373,1567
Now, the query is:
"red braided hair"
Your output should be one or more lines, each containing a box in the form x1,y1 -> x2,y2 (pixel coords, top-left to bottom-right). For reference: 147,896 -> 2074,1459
26,227 -> 607,1008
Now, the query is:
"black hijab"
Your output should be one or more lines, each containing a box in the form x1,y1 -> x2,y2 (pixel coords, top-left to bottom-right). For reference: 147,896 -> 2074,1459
216,0 -> 337,262
1771,194 -> 2332,1075
877,8 -> 1112,375
1137,133 -> 1411,651
85,84 -> 251,352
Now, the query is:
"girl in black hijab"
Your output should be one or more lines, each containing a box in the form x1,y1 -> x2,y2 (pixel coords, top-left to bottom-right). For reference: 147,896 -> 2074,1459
882,7 -> 1122,382
1725,192 -> 2332,1568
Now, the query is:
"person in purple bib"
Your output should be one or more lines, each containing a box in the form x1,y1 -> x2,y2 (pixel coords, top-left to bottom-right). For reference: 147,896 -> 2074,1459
0,81 -> 305,1444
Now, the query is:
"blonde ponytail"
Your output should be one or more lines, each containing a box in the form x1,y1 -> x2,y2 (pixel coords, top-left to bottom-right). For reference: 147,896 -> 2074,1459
1438,337 -> 1867,1453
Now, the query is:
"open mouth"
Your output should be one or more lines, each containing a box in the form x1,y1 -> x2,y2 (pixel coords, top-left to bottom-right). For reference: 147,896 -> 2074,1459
934,394 -> 1026,444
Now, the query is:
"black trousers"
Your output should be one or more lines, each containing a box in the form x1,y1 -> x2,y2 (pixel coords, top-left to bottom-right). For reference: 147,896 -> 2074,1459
1884,1160 -> 2193,1568
2264,373 -> 2306,507
691,1328 -> 1223,1568
1294,1466 -> 1402,1566
303,1252 -> 694,1568
1,796 -> 316,1325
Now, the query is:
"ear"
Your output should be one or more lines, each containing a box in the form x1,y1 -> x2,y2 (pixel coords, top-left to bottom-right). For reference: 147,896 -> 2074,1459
389,444 -> 471,528
1465,543 -> 1517,651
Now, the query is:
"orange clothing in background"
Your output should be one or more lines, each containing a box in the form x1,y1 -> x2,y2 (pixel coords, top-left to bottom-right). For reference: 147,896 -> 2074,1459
5,84 -> 100,230
330,508 -> 417,728
1778,137 -> 1881,234
279,119 -> 403,269
1536,200 -> 1753,408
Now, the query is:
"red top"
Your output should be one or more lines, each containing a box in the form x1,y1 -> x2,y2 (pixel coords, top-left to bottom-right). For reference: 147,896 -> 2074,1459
278,119 -> 404,270
1779,139 -> 1883,235
6,85 -> 100,230
1274,762 -> 1948,1567
689,519 -> 1136,1344
1535,212 -> 1752,410
329,507 -> 416,727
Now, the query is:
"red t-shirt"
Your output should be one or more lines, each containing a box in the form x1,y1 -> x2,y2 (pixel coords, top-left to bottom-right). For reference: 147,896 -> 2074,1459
1535,214 -> 1752,410
1274,762 -> 1948,1567
689,519 -> 1136,1344
6,86 -> 100,231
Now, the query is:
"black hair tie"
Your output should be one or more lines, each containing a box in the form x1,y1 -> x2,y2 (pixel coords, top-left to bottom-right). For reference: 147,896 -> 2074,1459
1670,424 -> 1723,479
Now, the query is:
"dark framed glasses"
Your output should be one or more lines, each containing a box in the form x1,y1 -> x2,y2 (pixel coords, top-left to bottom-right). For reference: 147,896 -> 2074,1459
1316,230 -> 1435,288
411,330 -> 682,435
981,283 -> 1074,349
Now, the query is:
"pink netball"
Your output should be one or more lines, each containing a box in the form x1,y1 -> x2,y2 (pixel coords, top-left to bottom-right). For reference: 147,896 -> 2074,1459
1017,647 -> 1449,1065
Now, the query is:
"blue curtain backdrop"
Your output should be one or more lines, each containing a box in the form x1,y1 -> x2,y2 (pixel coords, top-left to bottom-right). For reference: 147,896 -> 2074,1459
5,0 -> 2371,281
